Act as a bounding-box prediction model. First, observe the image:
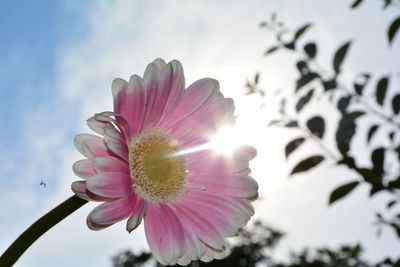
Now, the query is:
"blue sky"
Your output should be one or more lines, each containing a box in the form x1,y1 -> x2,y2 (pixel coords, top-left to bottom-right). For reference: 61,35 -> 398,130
0,1 -> 399,266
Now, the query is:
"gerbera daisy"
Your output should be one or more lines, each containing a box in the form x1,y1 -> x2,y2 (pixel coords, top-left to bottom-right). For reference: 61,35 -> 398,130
71,59 -> 258,265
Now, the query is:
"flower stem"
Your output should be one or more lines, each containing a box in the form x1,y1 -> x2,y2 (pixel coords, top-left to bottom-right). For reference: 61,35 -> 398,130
0,195 -> 87,267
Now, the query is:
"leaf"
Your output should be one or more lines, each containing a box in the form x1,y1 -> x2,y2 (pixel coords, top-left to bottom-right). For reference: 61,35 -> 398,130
285,120 -> 298,128
296,89 -> 314,112
353,73 -> 371,95
329,181 -> 359,204
388,200 -> 397,209
335,111 -> 365,155
295,72 -> 319,91
254,73 -> 260,84
322,79 -> 337,91
304,42 -> 317,58
290,155 -> 324,175
351,0 -> 364,8
371,147 -> 385,176
296,60 -> 309,74
265,46 -> 279,55
268,119 -> 281,127
294,23 -> 312,42
337,95 -> 352,114
333,41 -> 352,74
306,116 -> 325,138
388,16 -> 400,45
376,76 -> 389,106
285,137 -> 305,158
367,124 -> 379,143
392,94 -> 400,114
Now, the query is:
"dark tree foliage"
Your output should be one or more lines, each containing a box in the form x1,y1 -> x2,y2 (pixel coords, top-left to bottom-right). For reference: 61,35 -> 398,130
112,221 -> 399,267
257,0 -> 400,238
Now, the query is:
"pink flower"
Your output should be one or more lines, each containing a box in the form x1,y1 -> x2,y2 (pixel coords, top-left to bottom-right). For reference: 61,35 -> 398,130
72,59 -> 258,265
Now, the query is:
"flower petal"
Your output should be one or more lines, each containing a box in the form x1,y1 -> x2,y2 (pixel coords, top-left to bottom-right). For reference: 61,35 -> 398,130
174,201 -> 225,250
71,181 -> 113,202
86,116 -> 107,135
103,124 -> 129,161
72,159 -> 96,179
92,156 -> 129,174
161,78 -> 221,129
86,172 -> 132,198
126,198 -> 145,233
144,203 -> 185,265
74,134 -> 109,159
87,195 -> 137,230
190,174 -> 258,199
113,75 -> 147,136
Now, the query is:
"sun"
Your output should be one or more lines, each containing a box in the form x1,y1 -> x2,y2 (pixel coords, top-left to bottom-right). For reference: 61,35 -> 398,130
209,125 -> 246,155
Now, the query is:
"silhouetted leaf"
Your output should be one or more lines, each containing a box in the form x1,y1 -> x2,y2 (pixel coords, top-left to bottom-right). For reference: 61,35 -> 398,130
285,137 -> 305,158
389,131 -> 395,142
367,125 -> 379,143
388,16 -> 400,45
358,168 -> 381,184
392,94 -> 400,114
304,42 -> 317,58
322,79 -> 337,91
296,72 -> 319,91
371,147 -> 385,176
290,155 -> 324,175
306,116 -> 325,138
336,111 -> 365,155
254,73 -> 260,84
338,95 -> 352,114
370,184 -> 385,196
351,0 -> 364,8
376,76 -> 389,106
285,120 -> 298,128
329,181 -> 359,204
296,60 -> 309,74
388,200 -> 397,209
353,73 -> 371,95
265,46 -> 279,55
333,41 -> 352,74
268,120 -> 281,127
296,89 -> 314,112
294,23 -> 312,42
284,41 -> 295,50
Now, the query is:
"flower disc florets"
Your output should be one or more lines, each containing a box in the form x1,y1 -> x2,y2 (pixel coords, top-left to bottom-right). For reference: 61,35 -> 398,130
129,129 -> 187,203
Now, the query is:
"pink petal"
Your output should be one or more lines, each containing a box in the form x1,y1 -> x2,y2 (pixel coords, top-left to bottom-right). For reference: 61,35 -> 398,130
234,145 -> 257,161
141,60 -> 185,130
92,156 -> 129,174
144,203 -> 185,265
172,98 -> 235,148
155,60 -> 185,126
103,124 -> 129,161
72,159 -> 96,179
181,190 -> 254,227
86,116 -> 107,135
173,201 -> 225,250
126,198 -> 145,233
87,195 -> 137,230
160,78 -> 221,129
113,75 -> 147,136
190,174 -> 258,199
187,150 -> 249,175
74,134 -> 109,159
71,181 -> 114,202
86,172 -> 132,198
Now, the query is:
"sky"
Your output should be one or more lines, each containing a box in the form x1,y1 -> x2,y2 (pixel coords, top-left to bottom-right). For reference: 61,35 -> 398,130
0,0 -> 399,266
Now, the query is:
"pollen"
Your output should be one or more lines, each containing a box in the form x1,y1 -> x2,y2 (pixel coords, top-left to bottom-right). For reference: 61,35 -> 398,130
128,129 -> 187,203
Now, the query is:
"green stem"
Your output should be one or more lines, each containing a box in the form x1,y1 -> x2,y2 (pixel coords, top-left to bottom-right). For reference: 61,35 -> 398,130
0,195 -> 88,266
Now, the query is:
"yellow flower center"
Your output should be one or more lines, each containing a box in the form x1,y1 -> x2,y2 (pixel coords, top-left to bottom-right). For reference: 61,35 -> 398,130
128,129 -> 187,203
